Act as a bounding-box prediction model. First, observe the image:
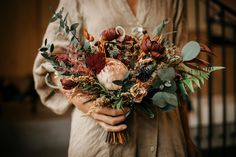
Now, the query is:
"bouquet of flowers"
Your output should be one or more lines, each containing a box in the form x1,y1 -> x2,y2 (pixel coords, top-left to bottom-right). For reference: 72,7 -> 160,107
39,8 -> 224,144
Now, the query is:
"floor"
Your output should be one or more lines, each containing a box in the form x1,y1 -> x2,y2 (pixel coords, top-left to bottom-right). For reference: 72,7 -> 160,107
0,100 -> 71,157
0,96 -> 235,157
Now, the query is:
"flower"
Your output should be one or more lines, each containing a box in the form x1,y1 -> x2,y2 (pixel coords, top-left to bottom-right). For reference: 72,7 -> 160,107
100,28 -> 119,41
97,58 -> 128,90
60,78 -> 78,90
53,53 -> 69,62
130,82 -> 147,103
85,52 -> 106,74
141,34 -> 152,53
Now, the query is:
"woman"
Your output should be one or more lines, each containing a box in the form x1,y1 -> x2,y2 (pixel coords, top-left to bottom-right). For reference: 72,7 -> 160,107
33,0 -> 200,156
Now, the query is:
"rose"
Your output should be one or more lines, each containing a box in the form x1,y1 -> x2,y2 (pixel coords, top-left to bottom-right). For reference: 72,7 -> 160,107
130,82 -> 147,103
97,58 -> 128,90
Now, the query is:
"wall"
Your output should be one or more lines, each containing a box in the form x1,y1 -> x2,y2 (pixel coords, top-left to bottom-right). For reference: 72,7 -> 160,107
0,0 -> 59,78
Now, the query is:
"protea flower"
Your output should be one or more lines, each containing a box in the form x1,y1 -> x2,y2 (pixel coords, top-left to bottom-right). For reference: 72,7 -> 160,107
97,58 -> 128,90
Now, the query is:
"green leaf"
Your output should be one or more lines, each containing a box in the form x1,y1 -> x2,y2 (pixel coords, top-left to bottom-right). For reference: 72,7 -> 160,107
60,20 -> 64,28
50,16 -> 58,22
178,81 -> 188,96
113,98 -> 123,110
152,92 -> 178,110
183,79 -> 194,93
83,40 -> 90,51
44,39 -> 47,46
191,77 -> 201,88
162,80 -> 177,93
112,80 -> 124,86
39,47 -> 48,52
50,44 -> 54,53
70,23 -> 79,31
152,19 -> 169,36
181,41 -> 201,61
157,67 -> 175,81
208,66 -> 225,72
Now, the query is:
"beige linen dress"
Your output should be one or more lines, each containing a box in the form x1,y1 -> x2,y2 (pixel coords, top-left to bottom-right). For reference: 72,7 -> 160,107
33,0 -> 198,157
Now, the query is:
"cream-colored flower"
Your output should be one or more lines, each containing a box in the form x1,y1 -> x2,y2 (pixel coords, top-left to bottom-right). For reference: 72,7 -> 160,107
130,82 -> 147,103
97,58 -> 128,90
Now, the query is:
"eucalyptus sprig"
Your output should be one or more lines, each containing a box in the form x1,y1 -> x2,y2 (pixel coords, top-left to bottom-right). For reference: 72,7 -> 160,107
50,7 -> 81,47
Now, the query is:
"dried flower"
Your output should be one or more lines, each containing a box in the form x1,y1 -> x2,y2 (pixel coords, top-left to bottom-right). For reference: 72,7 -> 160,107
130,82 -> 147,103
97,58 -> 128,90
60,78 -> 78,90
100,28 -> 119,41
85,52 -> 106,74
141,34 -> 152,53
53,53 -> 69,62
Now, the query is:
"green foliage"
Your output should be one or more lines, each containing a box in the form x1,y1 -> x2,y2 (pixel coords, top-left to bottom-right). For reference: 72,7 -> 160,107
152,19 -> 169,36
157,67 -> 175,81
181,65 -> 225,93
152,92 -> 178,111
181,41 -> 201,61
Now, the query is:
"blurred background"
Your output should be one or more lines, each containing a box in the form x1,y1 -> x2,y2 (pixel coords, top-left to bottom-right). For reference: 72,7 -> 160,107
0,0 -> 235,157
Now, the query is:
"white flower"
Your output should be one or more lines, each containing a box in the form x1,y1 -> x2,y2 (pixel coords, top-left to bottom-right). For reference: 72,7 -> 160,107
97,58 -> 128,90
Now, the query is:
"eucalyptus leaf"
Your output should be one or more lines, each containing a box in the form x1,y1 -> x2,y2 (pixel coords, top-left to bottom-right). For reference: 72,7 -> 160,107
50,16 -> 58,22
83,40 -> 91,51
39,47 -> 48,52
181,41 -> 200,61
152,19 -> 169,36
162,80 -> 177,93
50,44 -> 54,53
60,20 -> 64,28
157,67 -> 175,81
70,23 -> 79,31
152,92 -> 178,110
44,39 -> 47,46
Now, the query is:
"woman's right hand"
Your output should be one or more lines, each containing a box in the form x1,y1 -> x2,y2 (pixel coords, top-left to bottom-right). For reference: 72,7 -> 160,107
62,89 -> 129,132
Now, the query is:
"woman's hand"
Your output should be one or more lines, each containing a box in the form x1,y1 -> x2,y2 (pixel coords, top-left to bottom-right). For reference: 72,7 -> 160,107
62,89 -> 129,132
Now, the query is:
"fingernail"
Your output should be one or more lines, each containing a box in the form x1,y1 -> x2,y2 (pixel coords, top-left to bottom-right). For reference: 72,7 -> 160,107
123,125 -> 127,130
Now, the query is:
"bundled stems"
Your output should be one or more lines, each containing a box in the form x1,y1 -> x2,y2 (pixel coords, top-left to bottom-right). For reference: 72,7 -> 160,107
105,130 -> 129,145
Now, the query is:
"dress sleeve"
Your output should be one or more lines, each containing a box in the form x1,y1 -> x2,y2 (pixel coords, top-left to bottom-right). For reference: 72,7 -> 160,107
172,0 -> 188,48
32,0 -> 82,115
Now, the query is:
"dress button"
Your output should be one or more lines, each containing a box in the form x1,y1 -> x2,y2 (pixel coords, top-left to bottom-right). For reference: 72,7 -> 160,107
150,146 -> 155,152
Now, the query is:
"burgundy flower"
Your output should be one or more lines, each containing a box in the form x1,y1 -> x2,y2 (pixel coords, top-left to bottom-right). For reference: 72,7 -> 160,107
60,78 -> 78,90
141,35 -> 152,53
85,52 -> 106,74
100,28 -> 119,41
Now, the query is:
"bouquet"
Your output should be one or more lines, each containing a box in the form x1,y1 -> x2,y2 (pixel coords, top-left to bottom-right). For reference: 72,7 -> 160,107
39,8 -> 224,144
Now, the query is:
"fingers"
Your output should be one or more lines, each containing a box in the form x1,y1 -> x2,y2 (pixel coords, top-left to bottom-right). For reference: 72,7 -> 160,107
96,107 -> 130,116
91,112 -> 126,125
96,121 -> 127,132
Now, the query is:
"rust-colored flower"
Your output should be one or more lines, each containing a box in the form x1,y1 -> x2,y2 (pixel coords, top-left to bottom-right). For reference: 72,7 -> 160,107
130,82 -> 147,103
141,34 -> 152,53
60,78 -> 78,90
100,28 -> 119,41
85,52 -> 106,74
